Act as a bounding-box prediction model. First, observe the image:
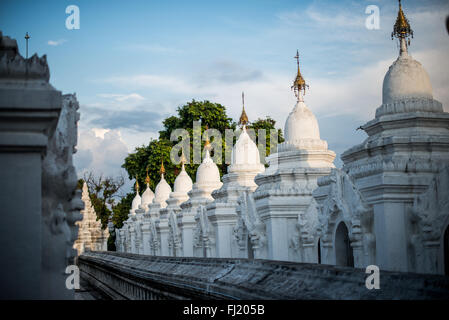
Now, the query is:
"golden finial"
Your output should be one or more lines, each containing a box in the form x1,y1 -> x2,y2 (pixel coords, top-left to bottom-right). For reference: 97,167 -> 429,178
135,178 -> 140,192
291,50 -> 309,101
239,91 -> 249,127
180,150 -> 187,165
204,124 -> 212,151
160,159 -> 166,176
145,168 -> 150,185
392,0 -> 413,43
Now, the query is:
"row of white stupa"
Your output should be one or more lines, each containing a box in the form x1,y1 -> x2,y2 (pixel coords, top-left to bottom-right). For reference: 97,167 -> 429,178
116,1 -> 449,275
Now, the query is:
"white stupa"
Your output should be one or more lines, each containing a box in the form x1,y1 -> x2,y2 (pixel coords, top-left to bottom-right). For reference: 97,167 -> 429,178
373,3 -> 442,119
163,153 -> 193,256
178,134 -> 223,257
228,97 -> 265,177
251,51 -> 336,262
207,94 -> 265,258
149,161 -> 172,212
140,171 -> 155,210
166,153 -> 193,209
335,1 -> 449,273
274,53 -> 336,168
130,180 -> 142,214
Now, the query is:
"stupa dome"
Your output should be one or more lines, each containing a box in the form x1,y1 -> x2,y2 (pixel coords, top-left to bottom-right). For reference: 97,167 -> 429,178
284,101 -> 320,142
131,193 -> 141,213
196,150 -> 221,186
231,126 -> 260,165
382,52 -> 433,105
154,174 -> 172,206
141,183 -> 154,209
383,1 -> 433,105
173,164 -> 193,194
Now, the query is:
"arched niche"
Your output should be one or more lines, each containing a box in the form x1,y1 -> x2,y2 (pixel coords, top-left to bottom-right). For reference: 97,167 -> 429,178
335,222 -> 354,267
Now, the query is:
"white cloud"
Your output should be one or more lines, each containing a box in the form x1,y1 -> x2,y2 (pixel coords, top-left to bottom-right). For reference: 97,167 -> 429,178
47,39 -> 67,46
74,128 -> 129,179
97,93 -> 145,102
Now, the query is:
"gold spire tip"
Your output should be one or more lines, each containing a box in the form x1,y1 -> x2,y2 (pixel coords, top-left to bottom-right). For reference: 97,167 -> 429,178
291,50 -> 309,101
160,160 -> 165,175
180,151 -> 187,165
392,0 -> 413,42
238,91 -> 249,126
145,168 -> 150,185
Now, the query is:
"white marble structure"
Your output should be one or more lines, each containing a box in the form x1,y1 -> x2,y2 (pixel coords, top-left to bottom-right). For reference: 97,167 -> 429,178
313,2 -> 449,274
73,183 -> 109,255
0,32 -> 82,298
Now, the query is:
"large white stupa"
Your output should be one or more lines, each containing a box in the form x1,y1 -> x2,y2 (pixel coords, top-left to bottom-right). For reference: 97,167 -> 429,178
251,51 -> 336,261
330,1 -> 449,273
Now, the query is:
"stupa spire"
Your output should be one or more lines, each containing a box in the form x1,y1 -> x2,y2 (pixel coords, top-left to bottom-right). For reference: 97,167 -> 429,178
180,150 -> 187,171
145,168 -> 151,186
239,92 -> 249,128
391,0 -> 413,56
291,50 -> 309,102
160,159 -> 166,178
135,178 -> 140,193
204,124 -> 212,152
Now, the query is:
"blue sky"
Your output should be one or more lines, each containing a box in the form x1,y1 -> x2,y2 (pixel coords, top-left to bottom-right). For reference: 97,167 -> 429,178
1,0 -> 448,193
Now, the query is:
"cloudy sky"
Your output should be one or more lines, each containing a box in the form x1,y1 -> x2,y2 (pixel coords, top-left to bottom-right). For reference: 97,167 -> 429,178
1,0 -> 448,193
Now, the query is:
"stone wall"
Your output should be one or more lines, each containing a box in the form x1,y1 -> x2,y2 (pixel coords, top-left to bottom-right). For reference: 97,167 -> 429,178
0,31 -> 82,299
79,251 -> 449,300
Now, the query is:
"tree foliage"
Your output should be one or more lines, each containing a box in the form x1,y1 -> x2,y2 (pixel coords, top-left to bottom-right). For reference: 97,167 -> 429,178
82,172 -> 125,229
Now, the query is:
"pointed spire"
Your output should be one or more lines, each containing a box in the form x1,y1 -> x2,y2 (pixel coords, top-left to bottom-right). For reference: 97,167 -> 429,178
239,91 -> 249,127
145,168 -> 151,185
180,150 -> 187,171
160,159 -> 166,178
291,50 -> 309,102
392,0 -> 413,54
135,178 -> 140,193
204,124 -> 212,152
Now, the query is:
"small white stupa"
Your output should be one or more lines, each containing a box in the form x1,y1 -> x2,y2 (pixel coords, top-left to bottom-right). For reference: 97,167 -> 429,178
130,179 -> 141,215
140,170 -> 155,211
148,161 -> 172,214
166,153 -> 193,209
178,131 -> 223,257
74,182 -> 108,255
163,152 -> 193,256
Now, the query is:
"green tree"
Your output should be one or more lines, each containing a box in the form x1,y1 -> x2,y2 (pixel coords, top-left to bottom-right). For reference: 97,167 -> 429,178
111,192 -> 135,229
83,172 -> 125,229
